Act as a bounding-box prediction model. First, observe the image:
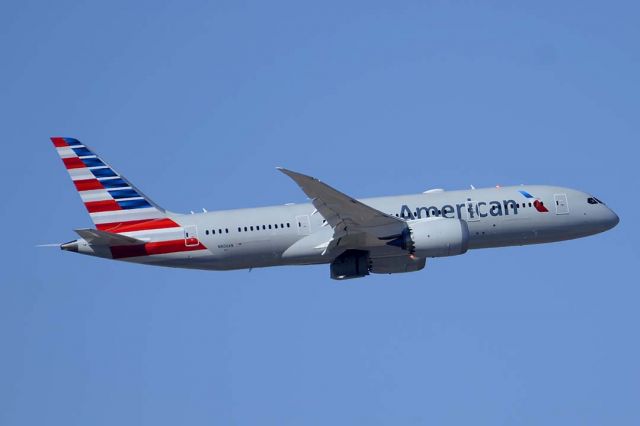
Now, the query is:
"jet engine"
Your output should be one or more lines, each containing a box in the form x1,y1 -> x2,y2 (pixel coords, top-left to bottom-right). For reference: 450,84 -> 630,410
330,250 -> 370,280
388,218 -> 470,258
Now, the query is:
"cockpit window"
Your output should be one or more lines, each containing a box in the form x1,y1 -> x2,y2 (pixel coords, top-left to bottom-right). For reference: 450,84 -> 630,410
587,197 -> 606,205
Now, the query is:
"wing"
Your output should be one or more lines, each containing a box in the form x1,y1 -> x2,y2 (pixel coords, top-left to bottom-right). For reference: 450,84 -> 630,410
278,168 -> 407,253
75,228 -> 146,246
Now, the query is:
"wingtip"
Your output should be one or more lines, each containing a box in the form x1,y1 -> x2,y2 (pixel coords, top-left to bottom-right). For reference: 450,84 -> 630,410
277,168 -> 317,182
277,167 -> 293,175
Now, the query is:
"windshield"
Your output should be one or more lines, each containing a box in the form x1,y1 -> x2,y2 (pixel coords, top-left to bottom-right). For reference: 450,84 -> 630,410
587,197 -> 605,205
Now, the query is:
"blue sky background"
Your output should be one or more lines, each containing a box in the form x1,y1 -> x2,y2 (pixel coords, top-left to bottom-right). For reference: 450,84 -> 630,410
1,1 -> 639,424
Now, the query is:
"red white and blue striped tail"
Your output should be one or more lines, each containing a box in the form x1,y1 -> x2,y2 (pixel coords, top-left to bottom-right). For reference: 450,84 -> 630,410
51,137 -> 177,233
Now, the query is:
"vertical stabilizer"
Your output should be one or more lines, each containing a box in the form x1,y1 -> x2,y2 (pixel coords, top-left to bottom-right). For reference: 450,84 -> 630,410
50,137 -> 178,233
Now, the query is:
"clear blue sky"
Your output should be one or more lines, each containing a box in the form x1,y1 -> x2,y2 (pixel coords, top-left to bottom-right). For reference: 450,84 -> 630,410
1,1 -> 639,424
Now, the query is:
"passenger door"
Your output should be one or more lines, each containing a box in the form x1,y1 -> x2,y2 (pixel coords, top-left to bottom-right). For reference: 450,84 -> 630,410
184,225 -> 199,246
554,194 -> 569,215
296,215 -> 311,235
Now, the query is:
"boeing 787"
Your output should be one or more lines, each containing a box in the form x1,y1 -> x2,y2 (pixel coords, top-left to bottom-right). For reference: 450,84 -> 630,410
50,137 -> 619,280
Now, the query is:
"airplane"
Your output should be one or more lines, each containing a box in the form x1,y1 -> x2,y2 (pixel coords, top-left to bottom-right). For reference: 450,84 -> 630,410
49,137 -> 619,280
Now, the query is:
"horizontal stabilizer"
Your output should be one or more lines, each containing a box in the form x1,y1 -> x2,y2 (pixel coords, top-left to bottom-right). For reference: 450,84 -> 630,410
75,228 -> 145,246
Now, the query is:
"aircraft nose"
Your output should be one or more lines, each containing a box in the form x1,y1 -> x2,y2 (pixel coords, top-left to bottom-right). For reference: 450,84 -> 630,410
603,208 -> 619,230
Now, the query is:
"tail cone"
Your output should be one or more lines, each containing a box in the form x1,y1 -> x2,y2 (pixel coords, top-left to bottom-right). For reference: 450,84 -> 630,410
60,240 -> 79,252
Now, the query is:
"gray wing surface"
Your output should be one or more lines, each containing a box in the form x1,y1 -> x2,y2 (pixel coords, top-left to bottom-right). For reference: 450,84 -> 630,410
75,228 -> 145,246
278,168 -> 407,253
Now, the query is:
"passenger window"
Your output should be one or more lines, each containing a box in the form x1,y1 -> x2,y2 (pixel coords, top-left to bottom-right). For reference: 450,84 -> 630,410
219,229 -> 222,234
225,229 -> 229,233
238,227 -> 241,232
262,225 -> 266,230
281,223 -> 284,228
212,229 -> 216,234
287,223 -> 290,228
205,230 -> 209,235
275,224 -> 278,229
269,224 -> 272,229
244,227 -> 248,232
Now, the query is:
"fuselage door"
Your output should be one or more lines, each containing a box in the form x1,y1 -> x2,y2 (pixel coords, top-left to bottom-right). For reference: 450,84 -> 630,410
296,215 -> 311,235
184,224 -> 199,246
554,194 -> 569,215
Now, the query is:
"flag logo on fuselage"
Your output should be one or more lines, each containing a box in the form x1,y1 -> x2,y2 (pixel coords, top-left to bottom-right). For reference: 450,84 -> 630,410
518,190 -> 549,213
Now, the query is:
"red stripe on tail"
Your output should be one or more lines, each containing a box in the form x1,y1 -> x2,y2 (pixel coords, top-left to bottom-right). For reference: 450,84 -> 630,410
63,157 -> 86,169
85,199 -> 121,213
74,179 -> 104,191
51,137 -> 68,147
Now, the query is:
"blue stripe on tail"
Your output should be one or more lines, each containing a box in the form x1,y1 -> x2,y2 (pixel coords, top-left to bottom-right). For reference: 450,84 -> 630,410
109,189 -> 140,199
117,199 -> 152,209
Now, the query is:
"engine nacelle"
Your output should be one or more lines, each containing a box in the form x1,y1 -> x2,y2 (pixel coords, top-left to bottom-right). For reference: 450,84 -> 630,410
330,250 -> 370,280
392,218 -> 470,258
369,255 -> 426,274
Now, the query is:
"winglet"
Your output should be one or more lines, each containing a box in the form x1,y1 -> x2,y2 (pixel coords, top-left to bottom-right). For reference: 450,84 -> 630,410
277,167 -> 323,189
277,167 -> 306,177
276,167 -> 298,177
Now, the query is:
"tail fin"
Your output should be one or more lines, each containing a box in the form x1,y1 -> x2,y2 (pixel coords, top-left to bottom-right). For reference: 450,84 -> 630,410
50,137 -> 175,232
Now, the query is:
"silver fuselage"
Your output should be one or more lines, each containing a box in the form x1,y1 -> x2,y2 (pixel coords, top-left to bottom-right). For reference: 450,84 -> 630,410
71,185 -> 617,271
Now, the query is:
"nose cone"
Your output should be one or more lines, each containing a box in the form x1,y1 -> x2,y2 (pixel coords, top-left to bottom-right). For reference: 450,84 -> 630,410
605,208 -> 620,230
597,207 -> 619,233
